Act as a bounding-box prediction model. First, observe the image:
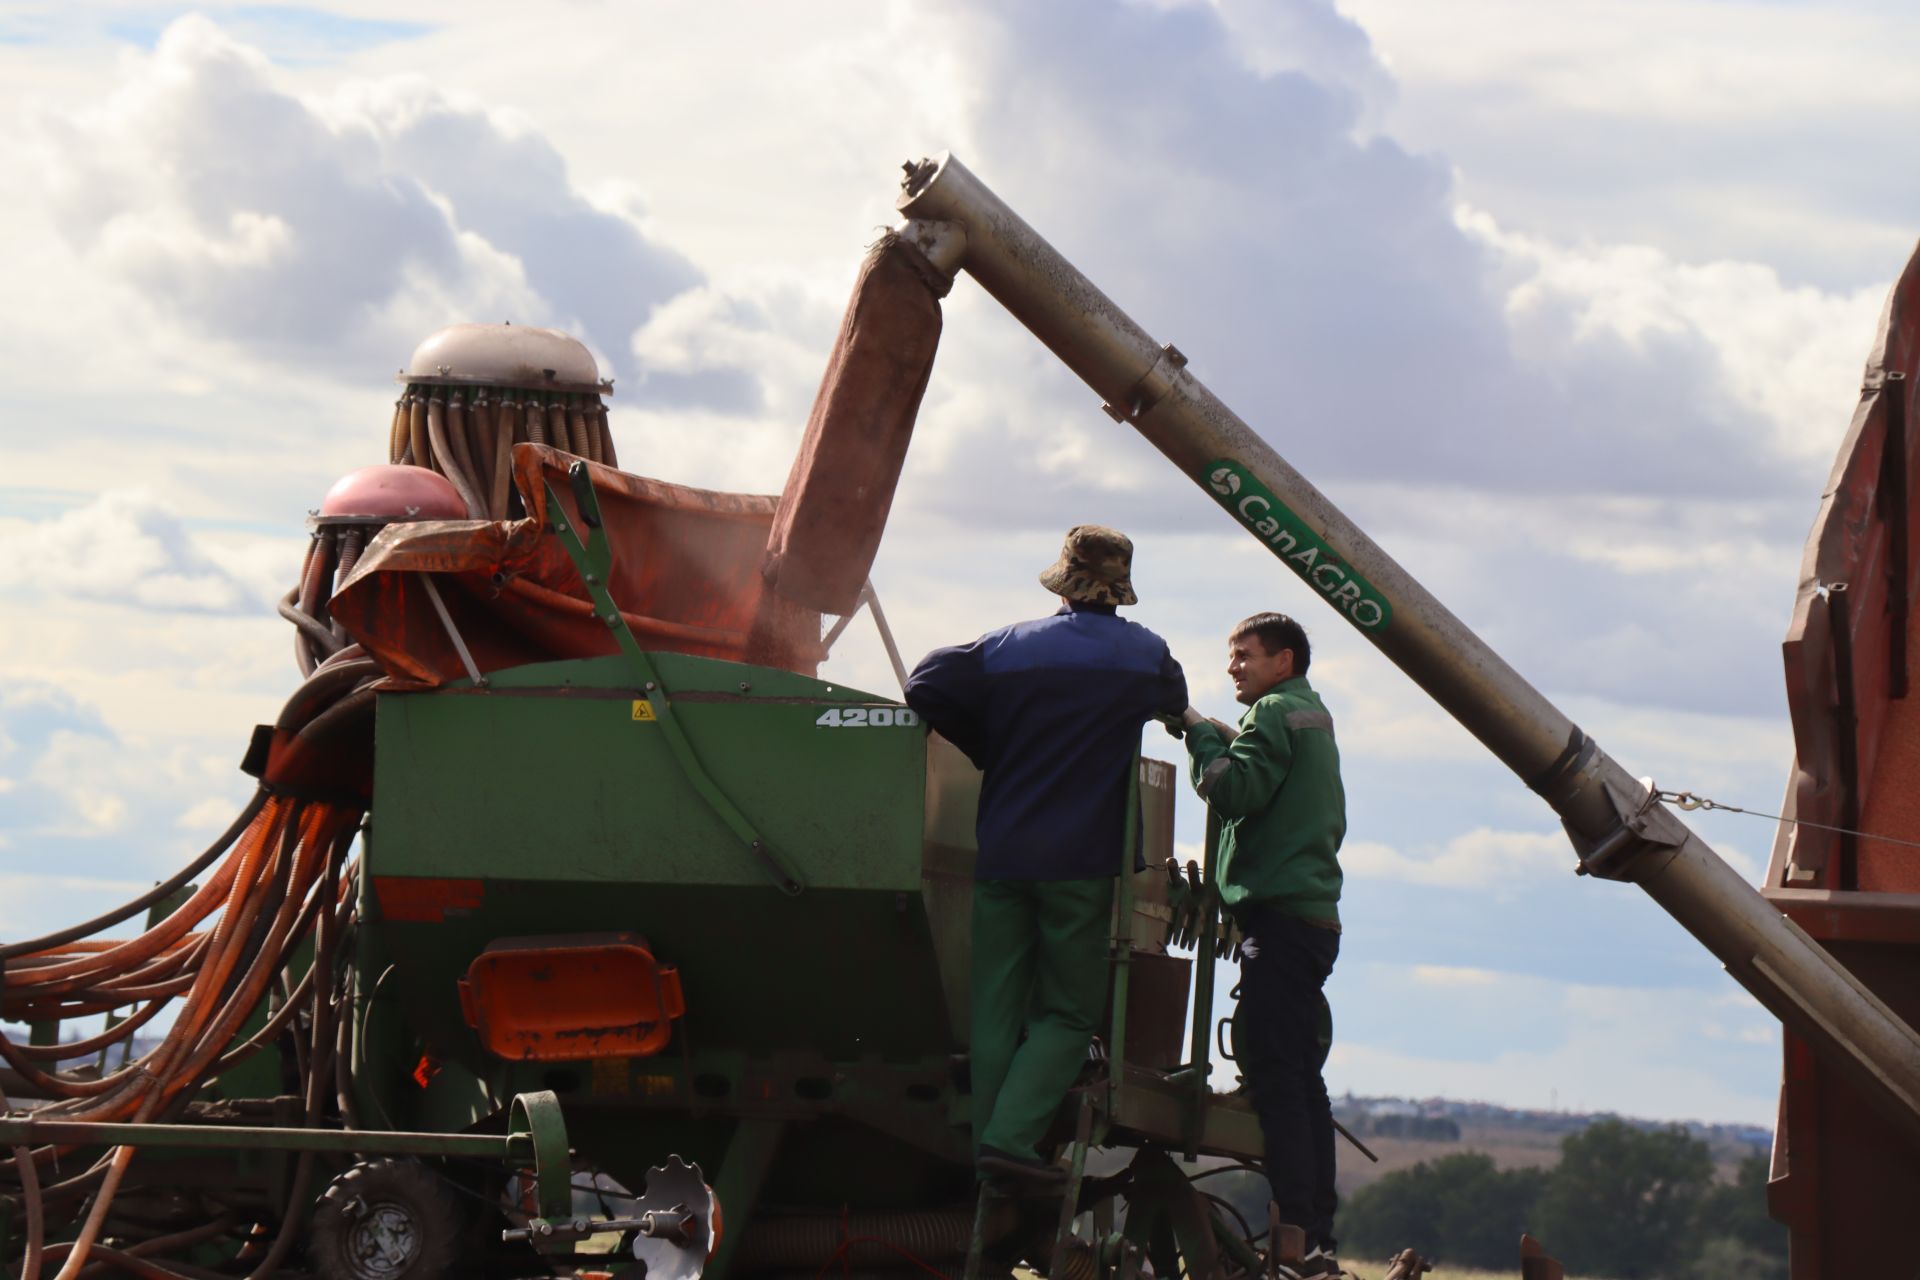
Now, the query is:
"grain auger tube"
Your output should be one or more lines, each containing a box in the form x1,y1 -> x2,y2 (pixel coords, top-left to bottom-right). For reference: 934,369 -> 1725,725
891,150 -> 1920,1145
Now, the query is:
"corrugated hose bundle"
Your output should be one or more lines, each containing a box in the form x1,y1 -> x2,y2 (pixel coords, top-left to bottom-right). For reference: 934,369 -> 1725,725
0,644 -> 382,1278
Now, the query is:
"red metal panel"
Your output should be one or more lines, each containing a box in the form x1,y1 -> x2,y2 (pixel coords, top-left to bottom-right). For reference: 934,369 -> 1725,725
1769,238 -> 1920,1275
372,876 -> 486,924
1859,533 -> 1920,891
457,933 -> 685,1061
1773,240 -> 1920,890
1769,888 -> 1920,944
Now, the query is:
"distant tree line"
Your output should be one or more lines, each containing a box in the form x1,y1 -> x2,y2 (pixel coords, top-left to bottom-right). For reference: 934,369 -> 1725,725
1356,1113 -> 1462,1142
1337,1119 -> 1785,1278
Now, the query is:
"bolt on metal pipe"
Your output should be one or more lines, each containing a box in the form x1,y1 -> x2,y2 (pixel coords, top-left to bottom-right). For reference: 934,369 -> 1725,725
895,150 -> 1920,1142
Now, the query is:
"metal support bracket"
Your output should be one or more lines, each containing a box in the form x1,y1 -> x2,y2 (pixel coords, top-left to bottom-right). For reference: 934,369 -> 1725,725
1102,343 -> 1189,423
507,1089 -> 572,1224
1569,776 -> 1689,882
419,572 -> 487,688
819,580 -> 910,694
1183,810 -> 1223,1157
544,463 -> 805,896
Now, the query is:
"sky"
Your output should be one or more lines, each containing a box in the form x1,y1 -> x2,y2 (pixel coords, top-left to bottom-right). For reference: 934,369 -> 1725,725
1,0 -> 1914,1128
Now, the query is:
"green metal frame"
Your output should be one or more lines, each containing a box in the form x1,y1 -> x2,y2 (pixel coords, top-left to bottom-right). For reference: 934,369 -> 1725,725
543,461 -> 805,896
0,1087 -> 567,1182
1184,808 -> 1224,1157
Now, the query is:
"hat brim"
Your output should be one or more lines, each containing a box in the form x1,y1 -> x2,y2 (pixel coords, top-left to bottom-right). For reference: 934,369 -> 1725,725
1039,561 -> 1137,607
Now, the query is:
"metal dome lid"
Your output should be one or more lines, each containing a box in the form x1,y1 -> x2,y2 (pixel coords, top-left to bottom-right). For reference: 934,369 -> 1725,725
398,323 -> 612,395
318,465 -> 470,522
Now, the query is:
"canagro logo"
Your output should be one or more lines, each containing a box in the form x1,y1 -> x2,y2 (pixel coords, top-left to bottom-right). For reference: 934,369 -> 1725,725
1198,459 -> 1392,631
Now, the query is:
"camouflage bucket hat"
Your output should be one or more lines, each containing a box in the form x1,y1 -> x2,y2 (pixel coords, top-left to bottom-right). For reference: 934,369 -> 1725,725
1039,524 -> 1138,606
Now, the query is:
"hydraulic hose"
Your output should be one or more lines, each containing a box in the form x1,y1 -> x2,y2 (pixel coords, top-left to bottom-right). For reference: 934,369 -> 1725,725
387,395 -> 408,465
44,1240 -> 206,1280
12,998 -> 170,1061
429,390 -> 485,517
278,588 -> 340,662
568,402 -> 591,461
407,390 -> 430,471
597,404 -> 618,468
295,686 -> 376,746
44,801 -> 312,1272
526,393 -> 549,446
0,1078 -> 44,1280
83,1213 -> 235,1276
208,888 -> 348,1076
330,531 -> 365,644
466,390 -> 496,508
10,851 -> 242,987
294,533 -> 335,631
243,825 -> 350,1280
424,397 -> 483,521
489,398 -> 517,518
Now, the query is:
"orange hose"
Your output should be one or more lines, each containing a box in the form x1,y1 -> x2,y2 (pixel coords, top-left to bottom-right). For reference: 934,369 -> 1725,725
0,1077 -> 44,1280
164,813 -> 334,1096
526,393 -> 549,446
427,391 -> 485,517
407,390 -> 430,470
4,794 -> 359,1270
14,932 -> 209,1002
10,848 -> 243,987
12,997 -> 170,1061
598,404 -> 618,468
491,400 -> 518,518
387,395 -> 407,465
467,391 -> 496,509
53,1142 -> 136,1279
81,803 -> 290,1118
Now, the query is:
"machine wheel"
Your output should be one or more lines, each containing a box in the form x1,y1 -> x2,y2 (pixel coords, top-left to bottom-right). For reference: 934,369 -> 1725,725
309,1158 -> 469,1279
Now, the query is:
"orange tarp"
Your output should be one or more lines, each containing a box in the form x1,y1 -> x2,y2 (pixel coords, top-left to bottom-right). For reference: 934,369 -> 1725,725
329,444 -> 823,688
763,234 -> 944,615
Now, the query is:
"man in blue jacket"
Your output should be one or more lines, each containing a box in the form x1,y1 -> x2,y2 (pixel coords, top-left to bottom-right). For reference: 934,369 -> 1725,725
906,525 -> 1187,1185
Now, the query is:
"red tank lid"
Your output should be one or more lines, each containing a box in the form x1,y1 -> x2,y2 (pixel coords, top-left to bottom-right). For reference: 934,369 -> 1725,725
320,465 -> 470,521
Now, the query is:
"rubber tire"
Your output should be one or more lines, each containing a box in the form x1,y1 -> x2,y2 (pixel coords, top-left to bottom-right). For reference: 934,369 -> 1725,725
308,1157 -> 470,1279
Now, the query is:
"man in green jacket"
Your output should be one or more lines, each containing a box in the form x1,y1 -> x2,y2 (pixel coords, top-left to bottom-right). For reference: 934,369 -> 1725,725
1181,612 -> 1346,1278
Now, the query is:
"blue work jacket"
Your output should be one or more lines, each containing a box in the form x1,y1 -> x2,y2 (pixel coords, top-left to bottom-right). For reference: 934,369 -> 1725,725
905,603 -> 1188,880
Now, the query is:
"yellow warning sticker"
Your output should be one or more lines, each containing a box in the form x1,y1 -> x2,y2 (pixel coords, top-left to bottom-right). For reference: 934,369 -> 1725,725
631,699 -> 657,721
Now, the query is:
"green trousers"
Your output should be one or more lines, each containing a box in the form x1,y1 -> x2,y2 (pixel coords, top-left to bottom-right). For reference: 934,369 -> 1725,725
969,876 -> 1115,1161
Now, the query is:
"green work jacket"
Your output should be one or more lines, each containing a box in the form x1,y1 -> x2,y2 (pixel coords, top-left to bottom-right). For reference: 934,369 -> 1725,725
1184,676 -> 1346,923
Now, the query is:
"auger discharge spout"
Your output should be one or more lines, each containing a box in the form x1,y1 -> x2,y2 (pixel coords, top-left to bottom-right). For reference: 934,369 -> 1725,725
894,150 -> 1920,1143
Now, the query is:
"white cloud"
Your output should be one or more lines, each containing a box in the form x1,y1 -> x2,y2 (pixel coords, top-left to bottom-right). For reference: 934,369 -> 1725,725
1344,827 -> 1570,888
0,491 -> 262,613
1410,964 -> 1502,987
175,794 -> 242,833
25,15 -> 694,378
1469,206 -> 1885,468
1336,0 -> 1920,284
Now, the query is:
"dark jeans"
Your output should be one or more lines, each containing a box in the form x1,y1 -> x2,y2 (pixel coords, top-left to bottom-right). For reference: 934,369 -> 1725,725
1235,903 -> 1340,1253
